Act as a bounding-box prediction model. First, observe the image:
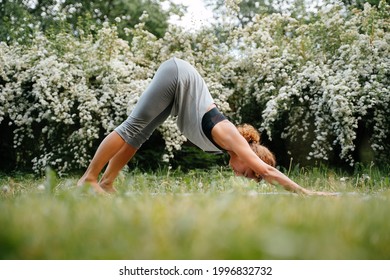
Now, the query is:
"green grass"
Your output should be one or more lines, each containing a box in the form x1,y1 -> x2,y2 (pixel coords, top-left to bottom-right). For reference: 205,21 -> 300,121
0,166 -> 389,260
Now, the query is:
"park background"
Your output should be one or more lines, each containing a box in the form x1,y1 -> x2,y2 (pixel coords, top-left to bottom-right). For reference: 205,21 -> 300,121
1,0 -> 389,175
0,0 -> 390,261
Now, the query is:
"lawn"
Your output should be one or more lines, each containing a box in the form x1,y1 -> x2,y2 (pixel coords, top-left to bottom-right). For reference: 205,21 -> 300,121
0,166 -> 389,260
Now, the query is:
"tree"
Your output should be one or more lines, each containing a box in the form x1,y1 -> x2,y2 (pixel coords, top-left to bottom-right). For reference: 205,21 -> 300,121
0,0 -> 184,43
204,0 -> 277,26
339,0 -> 382,9
205,0 -> 384,26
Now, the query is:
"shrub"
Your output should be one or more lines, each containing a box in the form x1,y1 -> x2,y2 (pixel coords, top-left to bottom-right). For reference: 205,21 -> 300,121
0,21 -> 233,174
1,1 -> 389,174
0,24 -> 153,174
228,2 -> 390,166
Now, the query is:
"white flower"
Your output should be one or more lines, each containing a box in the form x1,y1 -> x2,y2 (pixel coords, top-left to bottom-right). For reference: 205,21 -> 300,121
1,2 -> 389,173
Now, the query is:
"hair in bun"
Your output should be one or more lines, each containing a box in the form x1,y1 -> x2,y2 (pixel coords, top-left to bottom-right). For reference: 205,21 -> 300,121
251,144 -> 276,167
236,123 -> 276,168
236,124 -> 260,144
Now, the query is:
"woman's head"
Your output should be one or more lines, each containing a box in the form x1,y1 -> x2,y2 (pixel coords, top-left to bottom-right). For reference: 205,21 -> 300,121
236,124 -> 276,166
229,124 -> 276,181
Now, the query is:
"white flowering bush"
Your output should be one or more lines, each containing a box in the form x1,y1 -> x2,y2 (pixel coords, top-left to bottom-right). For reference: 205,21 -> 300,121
1,1 -> 389,173
0,24 -> 154,174
0,18 -> 233,173
228,2 -> 390,166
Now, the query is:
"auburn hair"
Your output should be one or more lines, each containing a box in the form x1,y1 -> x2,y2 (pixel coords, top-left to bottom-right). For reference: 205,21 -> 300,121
236,124 -> 276,167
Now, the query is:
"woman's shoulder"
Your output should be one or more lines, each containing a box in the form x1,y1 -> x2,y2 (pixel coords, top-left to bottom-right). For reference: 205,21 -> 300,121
212,120 -> 243,151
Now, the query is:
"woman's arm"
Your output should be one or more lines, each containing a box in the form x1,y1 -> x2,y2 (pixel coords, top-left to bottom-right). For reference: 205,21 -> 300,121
212,120 -> 331,195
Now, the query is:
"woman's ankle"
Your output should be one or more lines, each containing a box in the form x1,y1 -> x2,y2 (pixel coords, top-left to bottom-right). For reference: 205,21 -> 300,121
99,179 -> 117,193
78,174 -> 98,186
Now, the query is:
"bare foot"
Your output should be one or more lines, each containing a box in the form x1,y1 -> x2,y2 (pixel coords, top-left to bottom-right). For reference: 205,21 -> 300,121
99,181 -> 118,194
77,177 -> 107,195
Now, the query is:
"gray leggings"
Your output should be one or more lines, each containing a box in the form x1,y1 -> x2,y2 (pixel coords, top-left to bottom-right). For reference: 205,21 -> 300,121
115,59 -> 178,149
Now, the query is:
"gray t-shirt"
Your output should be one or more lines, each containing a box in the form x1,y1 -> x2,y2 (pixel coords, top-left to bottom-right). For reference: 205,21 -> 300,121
170,57 -> 220,152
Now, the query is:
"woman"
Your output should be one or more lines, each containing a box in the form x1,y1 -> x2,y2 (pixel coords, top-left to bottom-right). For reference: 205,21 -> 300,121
78,57 -> 329,195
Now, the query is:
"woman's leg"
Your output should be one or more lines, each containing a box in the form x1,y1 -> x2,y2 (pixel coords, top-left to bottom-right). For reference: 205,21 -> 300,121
99,102 -> 173,192
79,59 -> 177,193
99,143 -> 137,193
77,131 -> 125,193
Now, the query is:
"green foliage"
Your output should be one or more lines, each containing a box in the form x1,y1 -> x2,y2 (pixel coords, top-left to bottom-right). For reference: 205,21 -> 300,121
0,15 -> 234,174
0,0 -> 389,174
228,2 -> 390,166
0,25 -> 146,174
170,145 -> 229,171
0,0 -> 180,44
44,167 -> 59,194
339,0 -> 383,9
0,167 -> 389,259
206,0 -> 385,25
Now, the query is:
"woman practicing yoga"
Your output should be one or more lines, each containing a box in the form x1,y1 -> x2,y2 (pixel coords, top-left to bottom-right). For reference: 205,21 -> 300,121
78,57 -> 330,195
